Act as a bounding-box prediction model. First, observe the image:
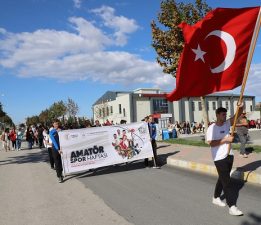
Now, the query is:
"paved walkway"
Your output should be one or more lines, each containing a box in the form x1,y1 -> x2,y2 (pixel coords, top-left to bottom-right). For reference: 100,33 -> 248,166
157,142 -> 261,186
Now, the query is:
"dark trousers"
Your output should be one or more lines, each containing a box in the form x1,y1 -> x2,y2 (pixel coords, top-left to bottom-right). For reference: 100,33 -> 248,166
214,155 -> 235,207
144,139 -> 158,167
47,147 -> 55,168
38,138 -> 44,149
52,149 -> 63,178
11,141 -> 16,149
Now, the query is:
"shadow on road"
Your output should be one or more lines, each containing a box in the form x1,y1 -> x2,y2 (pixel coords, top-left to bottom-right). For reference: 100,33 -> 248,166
0,149 -> 48,166
63,151 -> 180,182
241,212 -> 261,225
157,144 -> 171,149
235,160 -> 261,183
158,151 -> 180,165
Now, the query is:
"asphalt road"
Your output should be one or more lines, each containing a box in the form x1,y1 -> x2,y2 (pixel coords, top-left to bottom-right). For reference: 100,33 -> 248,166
77,161 -> 261,225
0,144 -> 260,225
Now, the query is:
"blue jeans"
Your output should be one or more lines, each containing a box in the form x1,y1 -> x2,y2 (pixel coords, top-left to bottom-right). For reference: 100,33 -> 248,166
16,139 -> 22,150
28,140 -> 33,149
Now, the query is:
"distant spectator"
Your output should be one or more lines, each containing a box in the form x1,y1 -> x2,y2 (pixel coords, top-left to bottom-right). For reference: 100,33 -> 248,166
94,120 -> 101,127
249,119 -> 256,129
16,128 -> 24,151
236,113 -> 249,158
256,119 -> 261,129
9,128 -> 17,150
26,127 -> 34,149
2,128 -> 10,151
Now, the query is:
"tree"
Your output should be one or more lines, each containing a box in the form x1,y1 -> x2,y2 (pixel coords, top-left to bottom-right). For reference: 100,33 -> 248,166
0,102 -> 6,118
48,101 -> 67,121
39,109 -> 50,126
26,115 -> 40,126
0,102 -> 14,128
93,99 -> 109,124
66,98 -> 79,118
151,0 -> 211,129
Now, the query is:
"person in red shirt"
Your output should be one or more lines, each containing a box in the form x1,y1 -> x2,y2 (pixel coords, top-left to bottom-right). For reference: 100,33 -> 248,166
9,128 -> 17,150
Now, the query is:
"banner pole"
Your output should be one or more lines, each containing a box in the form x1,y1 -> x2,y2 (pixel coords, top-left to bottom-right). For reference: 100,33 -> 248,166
228,8 -> 261,155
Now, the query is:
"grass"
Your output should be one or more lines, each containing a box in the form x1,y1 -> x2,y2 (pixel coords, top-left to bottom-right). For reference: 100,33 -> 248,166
163,138 -> 261,153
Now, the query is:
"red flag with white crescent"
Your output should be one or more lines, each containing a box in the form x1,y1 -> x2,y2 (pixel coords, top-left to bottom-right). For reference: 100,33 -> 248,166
167,7 -> 261,101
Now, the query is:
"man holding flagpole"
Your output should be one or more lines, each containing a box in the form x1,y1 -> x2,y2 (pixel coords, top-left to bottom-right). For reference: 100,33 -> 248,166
206,102 -> 244,216
163,4 -> 260,218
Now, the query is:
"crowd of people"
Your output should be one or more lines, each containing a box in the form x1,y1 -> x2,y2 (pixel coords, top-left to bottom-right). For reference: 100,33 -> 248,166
0,116 -> 160,183
1,127 -> 24,151
167,117 -> 261,137
167,121 -> 205,135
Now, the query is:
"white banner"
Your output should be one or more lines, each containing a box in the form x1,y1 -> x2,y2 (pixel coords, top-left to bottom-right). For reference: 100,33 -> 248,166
59,122 -> 153,175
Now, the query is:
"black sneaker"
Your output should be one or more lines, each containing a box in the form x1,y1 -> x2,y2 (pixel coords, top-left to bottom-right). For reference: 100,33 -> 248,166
58,176 -> 63,183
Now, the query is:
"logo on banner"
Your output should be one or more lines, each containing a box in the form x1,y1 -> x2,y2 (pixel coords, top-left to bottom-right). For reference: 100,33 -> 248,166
70,145 -> 108,163
112,128 -> 143,159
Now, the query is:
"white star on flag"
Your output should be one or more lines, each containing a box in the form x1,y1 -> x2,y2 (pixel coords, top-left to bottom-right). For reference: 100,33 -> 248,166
192,44 -> 206,62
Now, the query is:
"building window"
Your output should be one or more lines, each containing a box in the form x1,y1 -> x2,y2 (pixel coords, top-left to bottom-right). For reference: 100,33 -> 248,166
212,102 -> 216,110
250,105 -> 253,111
192,101 -> 195,111
207,102 -> 209,111
99,108 -> 102,118
102,108 -> 105,117
110,106 -> 113,114
152,99 -> 168,113
225,101 -> 229,110
198,102 -> 202,111
106,107 -> 109,116
119,104 -> 122,114
123,108 -> 126,117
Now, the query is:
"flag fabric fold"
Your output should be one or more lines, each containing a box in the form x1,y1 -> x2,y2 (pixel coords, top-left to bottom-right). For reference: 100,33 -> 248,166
167,7 -> 261,101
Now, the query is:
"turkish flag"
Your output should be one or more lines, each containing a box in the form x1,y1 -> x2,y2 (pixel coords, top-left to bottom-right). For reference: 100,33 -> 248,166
167,7 -> 261,101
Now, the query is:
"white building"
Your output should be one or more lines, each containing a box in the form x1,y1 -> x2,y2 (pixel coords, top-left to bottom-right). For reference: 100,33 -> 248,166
92,88 -> 257,128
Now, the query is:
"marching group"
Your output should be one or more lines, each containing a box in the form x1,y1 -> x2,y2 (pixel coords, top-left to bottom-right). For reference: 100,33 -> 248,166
0,104 -> 254,216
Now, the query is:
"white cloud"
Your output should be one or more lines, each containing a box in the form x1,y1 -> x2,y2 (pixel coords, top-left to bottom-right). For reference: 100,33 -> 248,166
16,51 -> 175,89
0,6 -> 172,90
73,0 -> 82,9
245,64 -> 261,96
91,5 -> 139,46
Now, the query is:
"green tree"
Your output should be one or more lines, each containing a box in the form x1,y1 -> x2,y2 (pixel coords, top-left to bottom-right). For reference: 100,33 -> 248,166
48,101 -> 67,121
151,0 -> 211,128
39,109 -> 50,126
0,102 -> 6,117
0,102 -> 14,128
26,115 -> 40,126
151,0 -> 211,76
66,98 -> 79,119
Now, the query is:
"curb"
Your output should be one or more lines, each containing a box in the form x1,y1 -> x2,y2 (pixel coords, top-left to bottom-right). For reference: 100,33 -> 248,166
167,157 -> 261,186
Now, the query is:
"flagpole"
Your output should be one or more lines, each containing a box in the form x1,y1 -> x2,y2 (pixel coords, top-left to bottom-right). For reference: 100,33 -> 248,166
228,7 -> 261,155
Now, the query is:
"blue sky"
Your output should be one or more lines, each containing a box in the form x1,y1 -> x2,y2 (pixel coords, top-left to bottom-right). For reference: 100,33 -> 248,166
0,0 -> 260,124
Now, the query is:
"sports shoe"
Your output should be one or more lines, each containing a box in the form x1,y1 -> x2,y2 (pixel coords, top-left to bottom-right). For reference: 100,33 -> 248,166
152,166 -> 161,169
58,176 -> 64,183
243,154 -> 248,158
212,197 -> 226,207
229,206 -> 243,216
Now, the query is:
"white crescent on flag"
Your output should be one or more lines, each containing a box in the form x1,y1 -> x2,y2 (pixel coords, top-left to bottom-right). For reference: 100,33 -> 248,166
205,30 -> 236,74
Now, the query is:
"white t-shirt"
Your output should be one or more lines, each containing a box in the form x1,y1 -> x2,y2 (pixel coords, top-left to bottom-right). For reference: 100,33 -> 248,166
206,120 -> 233,161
